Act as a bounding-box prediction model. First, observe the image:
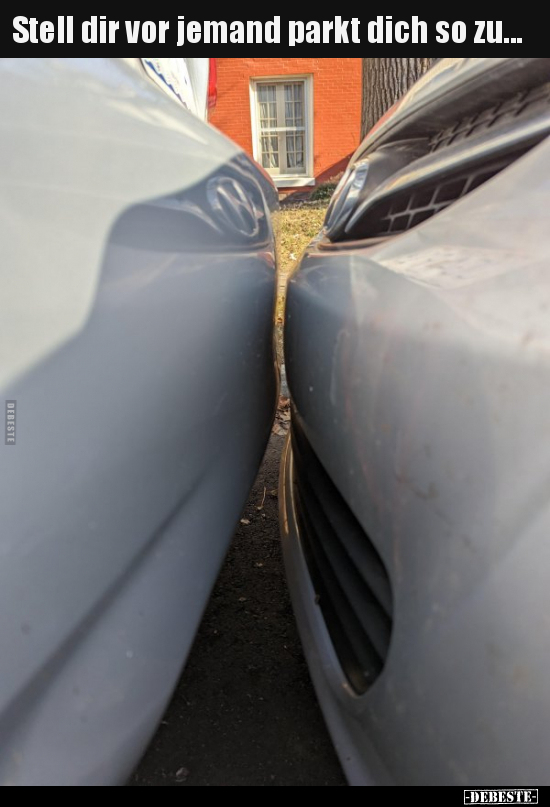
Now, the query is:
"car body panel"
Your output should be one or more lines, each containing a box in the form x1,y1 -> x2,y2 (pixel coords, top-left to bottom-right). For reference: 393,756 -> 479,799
140,58 -> 210,118
0,58 -> 277,785
283,114 -> 550,784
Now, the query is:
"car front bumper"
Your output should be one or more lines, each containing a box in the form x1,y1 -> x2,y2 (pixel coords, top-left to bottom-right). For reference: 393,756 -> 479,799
279,435 -> 393,786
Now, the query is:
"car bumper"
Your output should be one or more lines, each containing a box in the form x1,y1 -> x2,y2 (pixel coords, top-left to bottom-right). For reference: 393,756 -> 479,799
279,435 -> 393,786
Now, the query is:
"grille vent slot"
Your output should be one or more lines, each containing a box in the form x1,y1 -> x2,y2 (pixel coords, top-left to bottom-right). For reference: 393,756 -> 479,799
291,421 -> 393,695
332,73 -> 550,243
353,155 -> 516,239
430,82 -> 550,153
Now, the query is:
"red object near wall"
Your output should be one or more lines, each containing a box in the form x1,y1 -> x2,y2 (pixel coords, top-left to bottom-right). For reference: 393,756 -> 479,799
210,58 -> 363,193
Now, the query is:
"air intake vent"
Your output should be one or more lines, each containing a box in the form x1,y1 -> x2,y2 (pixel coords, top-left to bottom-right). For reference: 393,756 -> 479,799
430,81 -> 550,153
353,154 -> 517,239
331,67 -> 550,244
291,420 -> 393,695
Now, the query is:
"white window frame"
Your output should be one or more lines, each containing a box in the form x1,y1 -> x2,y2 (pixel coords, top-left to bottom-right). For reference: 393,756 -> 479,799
250,75 -> 314,188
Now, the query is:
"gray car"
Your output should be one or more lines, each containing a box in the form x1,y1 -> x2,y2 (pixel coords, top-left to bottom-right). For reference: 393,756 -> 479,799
0,58 -> 277,785
281,57 -> 550,785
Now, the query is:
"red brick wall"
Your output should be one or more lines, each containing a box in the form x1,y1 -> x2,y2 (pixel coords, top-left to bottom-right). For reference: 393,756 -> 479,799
210,58 -> 363,188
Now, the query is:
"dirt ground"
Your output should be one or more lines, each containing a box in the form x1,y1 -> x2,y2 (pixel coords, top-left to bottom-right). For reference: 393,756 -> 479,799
130,434 -> 346,787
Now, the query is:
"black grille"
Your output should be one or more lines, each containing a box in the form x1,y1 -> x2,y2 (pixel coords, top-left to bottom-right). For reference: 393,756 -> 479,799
291,421 -> 393,695
349,153 -> 522,240
430,81 -> 550,153
336,74 -> 550,243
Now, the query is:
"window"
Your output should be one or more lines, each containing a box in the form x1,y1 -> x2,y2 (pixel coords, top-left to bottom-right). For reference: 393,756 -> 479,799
251,77 -> 313,187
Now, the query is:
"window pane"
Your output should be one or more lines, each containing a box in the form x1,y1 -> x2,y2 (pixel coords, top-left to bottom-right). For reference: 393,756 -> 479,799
260,135 -> 279,169
258,85 -> 276,102
284,84 -> 295,126
284,83 -> 305,130
257,80 -> 306,175
258,84 -> 277,129
286,133 -> 296,168
271,136 -> 279,166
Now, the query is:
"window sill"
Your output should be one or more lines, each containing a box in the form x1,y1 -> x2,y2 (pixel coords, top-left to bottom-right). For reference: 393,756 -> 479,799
274,176 -> 315,188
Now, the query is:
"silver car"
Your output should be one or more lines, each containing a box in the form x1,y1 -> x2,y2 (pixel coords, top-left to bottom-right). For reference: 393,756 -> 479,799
281,57 -> 550,785
0,58 -> 277,785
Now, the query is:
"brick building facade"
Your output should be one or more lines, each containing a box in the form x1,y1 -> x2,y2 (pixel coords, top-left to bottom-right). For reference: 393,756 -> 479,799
210,58 -> 362,193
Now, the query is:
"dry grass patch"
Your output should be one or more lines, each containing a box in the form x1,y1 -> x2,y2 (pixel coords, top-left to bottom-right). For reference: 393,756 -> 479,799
276,202 -> 328,324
